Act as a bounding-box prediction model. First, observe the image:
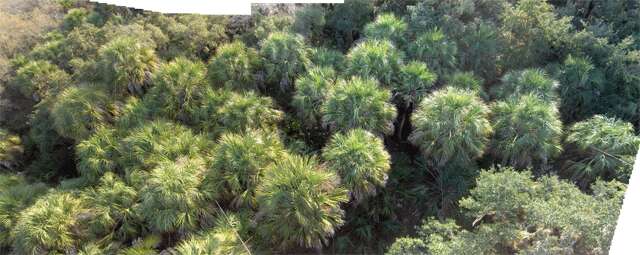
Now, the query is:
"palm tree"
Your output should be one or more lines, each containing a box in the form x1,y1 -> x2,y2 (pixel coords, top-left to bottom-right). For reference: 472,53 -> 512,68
0,174 -> 48,247
321,77 -> 397,135
363,13 -> 408,47
208,41 -> 260,91
346,39 -> 403,87
82,172 -> 142,242
557,55 -> 604,122
565,115 -> 640,184
98,36 -> 158,96
492,68 -> 558,102
213,91 -> 284,137
322,129 -> 391,203
447,71 -> 487,100
259,32 -> 309,93
75,127 -> 118,183
408,28 -> 457,77
256,154 -> 348,250
292,67 -> 338,128
139,157 -> 210,234
409,87 -> 492,168
11,60 -> 71,101
396,61 -> 438,108
490,94 -> 563,170
117,120 -> 207,179
0,129 -> 23,170
203,130 -> 286,209
12,192 -> 85,255
50,86 -> 110,141
308,47 -> 346,70
144,57 -> 208,123
174,213 -> 251,255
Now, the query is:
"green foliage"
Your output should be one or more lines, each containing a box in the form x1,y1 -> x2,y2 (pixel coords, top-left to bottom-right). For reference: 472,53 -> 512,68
253,15 -> 294,43
326,0 -> 374,50
204,130 -> 286,209
565,115 -> 640,183
82,172 -> 141,241
12,192 -> 85,255
446,71 -> 486,99
323,129 -> 391,203
0,174 -> 48,247
174,213 -> 251,255
410,87 -> 492,168
208,41 -> 260,91
322,77 -> 397,134
557,55 -> 605,122
396,61 -> 437,107
12,60 -> 70,101
260,32 -> 309,92
145,57 -> 208,122
408,28 -> 457,77
97,36 -> 158,96
293,5 -> 326,44
0,129 -> 24,170
62,8 -> 88,32
500,0 -> 572,69
256,154 -> 348,250
490,94 -> 563,169
493,68 -> 558,101
390,168 -> 626,254
51,86 -> 110,141
364,14 -> 407,47
213,91 -> 284,136
140,157 -> 209,234
292,67 -> 337,127
346,39 -> 403,86
308,47 -> 345,70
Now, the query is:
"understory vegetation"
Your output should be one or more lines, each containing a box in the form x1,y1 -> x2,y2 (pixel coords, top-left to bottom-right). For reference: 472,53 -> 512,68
0,0 -> 639,254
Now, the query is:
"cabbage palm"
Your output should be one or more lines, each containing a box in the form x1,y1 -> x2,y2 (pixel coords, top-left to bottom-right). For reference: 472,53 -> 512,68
117,120 -> 207,180
259,32 -> 309,92
214,91 -> 284,136
75,127 -> 118,183
490,94 -> 563,169
98,36 -> 158,96
145,57 -> 208,122
363,13 -> 408,47
557,55 -> 605,122
566,115 -> 640,183
174,214 -> 251,255
0,174 -> 48,247
447,72 -> 487,99
408,28 -> 458,77
409,87 -> 492,168
492,68 -> 558,101
12,192 -> 85,255
322,77 -> 397,135
322,129 -> 391,203
308,47 -> 345,70
346,39 -> 403,87
292,67 -> 338,127
51,86 -> 110,141
82,172 -> 142,241
256,154 -> 348,250
208,41 -> 260,91
11,60 -> 71,101
396,61 -> 437,108
139,157 -> 210,234
203,130 -> 286,209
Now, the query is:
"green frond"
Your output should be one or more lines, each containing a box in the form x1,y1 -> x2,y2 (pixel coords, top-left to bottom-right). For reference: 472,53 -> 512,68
292,67 -> 337,127
323,129 -> 391,203
208,41 -> 260,91
260,32 -> 309,91
0,129 -> 24,170
409,87 -> 492,168
492,68 -> 558,101
174,214 -> 251,255
256,154 -> 348,250
98,36 -> 158,96
321,76 -> 397,135
408,28 -> 457,77
396,61 -> 437,107
446,72 -> 487,100
0,174 -> 48,246
490,94 -> 563,169
347,39 -> 403,86
11,60 -> 71,101
51,85 -> 111,141
363,13 -> 408,47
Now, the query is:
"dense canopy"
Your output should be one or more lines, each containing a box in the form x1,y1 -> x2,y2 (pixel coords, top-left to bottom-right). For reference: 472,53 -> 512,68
0,0 -> 638,254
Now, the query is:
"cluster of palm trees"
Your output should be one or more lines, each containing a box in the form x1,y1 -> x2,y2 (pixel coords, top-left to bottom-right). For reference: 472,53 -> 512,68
0,0 -> 639,254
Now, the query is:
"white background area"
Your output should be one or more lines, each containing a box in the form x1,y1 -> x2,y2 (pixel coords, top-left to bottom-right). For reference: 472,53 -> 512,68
610,149 -> 640,254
